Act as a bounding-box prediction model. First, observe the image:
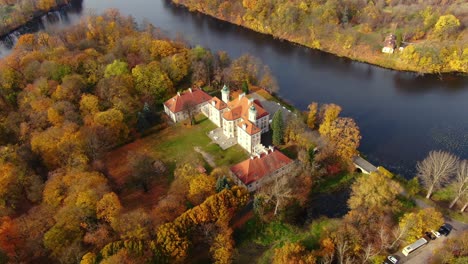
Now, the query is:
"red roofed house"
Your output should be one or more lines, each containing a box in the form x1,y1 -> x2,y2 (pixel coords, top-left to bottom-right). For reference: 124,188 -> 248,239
163,88 -> 212,123
204,85 -> 270,153
164,85 -> 270,154
230,146 -> 296,192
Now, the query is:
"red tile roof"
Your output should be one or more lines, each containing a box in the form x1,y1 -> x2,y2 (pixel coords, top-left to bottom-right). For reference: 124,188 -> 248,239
209,97 -> 227,110
223,96 -> 268,121
237,120 -> 261,135
230,150 -> 293,186
164,88 -> 212,113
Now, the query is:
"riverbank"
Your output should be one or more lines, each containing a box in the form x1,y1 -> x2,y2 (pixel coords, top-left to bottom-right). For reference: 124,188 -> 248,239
171,0 -> 467,74
0,0 -> 71,38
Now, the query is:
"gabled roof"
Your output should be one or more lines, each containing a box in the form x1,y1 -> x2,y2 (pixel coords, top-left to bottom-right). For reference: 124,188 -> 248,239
230,149 -> 293,186
209,97 -> 227,110
164,88 -> 212,113
223,96 -> 268,121
238,120 -> 261,135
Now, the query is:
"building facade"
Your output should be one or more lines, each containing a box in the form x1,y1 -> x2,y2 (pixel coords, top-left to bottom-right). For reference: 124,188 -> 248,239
204,85 -> 270,153
229,147 -> 296,192
163,88 -> 212,123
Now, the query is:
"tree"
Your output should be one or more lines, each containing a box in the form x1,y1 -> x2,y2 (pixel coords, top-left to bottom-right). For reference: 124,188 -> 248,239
416,150 -> 459,199
398,207 -> 443,243
215,175 -> 230,193
318,104 -> 342,136
182,100 -> 197,125
322,117 -> 361,161
273,242 -> 316,264
348,171 -> 402,213
272,110 -> 284,146
188,174 -> 216,205
242,80 -> 249,94
307,102 -> 318,129
258,176 -> 292,216
131,62 -> 174,102
128,152 -> 162,192
433,14 -> 460,38
430,230 -> 468,264
104,60 -> 129,78
449,160 -> 467,209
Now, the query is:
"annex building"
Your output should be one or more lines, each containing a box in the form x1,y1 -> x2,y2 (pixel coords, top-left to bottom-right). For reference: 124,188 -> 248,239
229,146 -> 295,192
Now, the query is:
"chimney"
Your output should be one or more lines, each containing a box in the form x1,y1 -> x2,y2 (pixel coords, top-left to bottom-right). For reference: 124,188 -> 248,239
263,148 -> 268,155
188,88 -> 192,93
239,93 -> 245,100
269,145 -> 274,152
242,123 -> 247,130
212,100 -> 216,106
256,153 -> 261,159
250,156 -> 254,160
249,98 -> 254,104
177,92 -> 181,96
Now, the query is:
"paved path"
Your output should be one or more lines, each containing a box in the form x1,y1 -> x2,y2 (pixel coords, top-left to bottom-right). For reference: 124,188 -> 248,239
194,146 -> 216,167
396,197 -> 467,263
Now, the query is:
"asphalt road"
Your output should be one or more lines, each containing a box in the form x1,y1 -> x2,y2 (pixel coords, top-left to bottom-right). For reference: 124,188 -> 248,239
396,219 -> 467,263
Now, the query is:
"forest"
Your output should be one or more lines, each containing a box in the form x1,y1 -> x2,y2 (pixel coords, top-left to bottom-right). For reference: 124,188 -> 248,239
0,0 -> 71,36
172,0 -> 468,74
0,9 -> 467,264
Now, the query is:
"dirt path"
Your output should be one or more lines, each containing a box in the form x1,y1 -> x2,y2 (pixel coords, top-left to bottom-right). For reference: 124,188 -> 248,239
194,146 -> 216,167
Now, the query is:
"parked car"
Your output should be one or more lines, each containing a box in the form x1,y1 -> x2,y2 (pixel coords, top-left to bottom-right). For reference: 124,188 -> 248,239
383,255 -> 400,264
431,230 -> 441,238
438,223 -> 453,236
424,231 -> 436,240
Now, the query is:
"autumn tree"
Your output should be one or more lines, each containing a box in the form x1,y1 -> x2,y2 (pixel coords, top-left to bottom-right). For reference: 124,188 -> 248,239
307,102 -> 318,129
132,62 -> 174,102
128,151 -> 165,192
257,176 -> 292,216
273,242 -> 316,264
398,207 -> 444,243
433,14 -> 460,38
430,230 -> 468,264
104,60 -> 129,78
318,104 -> 341,136
449,160 -> 467,209
322,117 -> 361,161
188,174 -> 216,205
348,171 -> 402,213
416,150 -> 459,199
182,99 -> 197,125
272,110 -> 284,146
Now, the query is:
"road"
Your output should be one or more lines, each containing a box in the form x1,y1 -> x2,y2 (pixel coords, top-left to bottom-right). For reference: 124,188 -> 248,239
395,199 -> 468,263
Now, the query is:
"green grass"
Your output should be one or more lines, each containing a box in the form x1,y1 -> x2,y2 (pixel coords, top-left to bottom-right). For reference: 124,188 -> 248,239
314,172 -> 358,193
141,115 -> 248,175
235,217 -> 340,263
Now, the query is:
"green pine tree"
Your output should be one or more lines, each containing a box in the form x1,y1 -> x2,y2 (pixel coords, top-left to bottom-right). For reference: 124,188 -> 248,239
242,80 -> 249,94
215,175 -> 230,192
272,110 -> 284,146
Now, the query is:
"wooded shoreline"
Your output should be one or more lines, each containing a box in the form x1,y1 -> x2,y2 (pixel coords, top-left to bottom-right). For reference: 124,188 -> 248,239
171,0 -> 467,75
0,2 -> 70,38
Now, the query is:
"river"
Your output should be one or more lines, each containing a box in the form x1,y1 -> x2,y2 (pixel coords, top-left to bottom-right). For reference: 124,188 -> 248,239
1,0 -> 467,178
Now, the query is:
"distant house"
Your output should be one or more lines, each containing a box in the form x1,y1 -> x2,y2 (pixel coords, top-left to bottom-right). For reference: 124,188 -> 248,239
163,88 -> 212,123
382,34 -> 397,54
229,147 -> 296,192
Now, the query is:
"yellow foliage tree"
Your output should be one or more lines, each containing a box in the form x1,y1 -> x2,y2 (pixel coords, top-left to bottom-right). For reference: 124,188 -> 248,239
399,207 -> 444,243
273,242 -> 316,264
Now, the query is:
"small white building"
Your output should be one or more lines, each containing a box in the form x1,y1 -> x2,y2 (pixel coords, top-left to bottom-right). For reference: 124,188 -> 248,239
230,147 -> 296,192
163,88 -> 212,123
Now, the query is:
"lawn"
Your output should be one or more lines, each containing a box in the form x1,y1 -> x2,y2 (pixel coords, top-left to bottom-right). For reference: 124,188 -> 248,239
313,172 -> 359,193
233,217 -> 340,264
149,115 -> 248,171
105,115 -> 248,184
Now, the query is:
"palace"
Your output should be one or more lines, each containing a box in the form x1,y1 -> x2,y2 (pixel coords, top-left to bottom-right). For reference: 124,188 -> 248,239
164,85 -> 270,154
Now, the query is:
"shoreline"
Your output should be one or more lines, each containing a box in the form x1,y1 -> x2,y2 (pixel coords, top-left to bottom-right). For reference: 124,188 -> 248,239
171,1 -> 466,75
0,3 -> 70,40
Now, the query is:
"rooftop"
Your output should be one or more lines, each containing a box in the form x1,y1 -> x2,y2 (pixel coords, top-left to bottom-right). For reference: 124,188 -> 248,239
238,120 -> 261,135
164,88 -> 212,113
223,96 -> 268,121
230,149 -> 294,186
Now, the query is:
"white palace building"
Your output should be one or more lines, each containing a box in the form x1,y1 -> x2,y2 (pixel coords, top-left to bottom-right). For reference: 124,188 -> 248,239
164,85 -> 270,154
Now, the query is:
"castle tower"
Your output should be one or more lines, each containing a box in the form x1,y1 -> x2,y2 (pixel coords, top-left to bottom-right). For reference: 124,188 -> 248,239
248,104 -> 257,122
221,84 -> 230,103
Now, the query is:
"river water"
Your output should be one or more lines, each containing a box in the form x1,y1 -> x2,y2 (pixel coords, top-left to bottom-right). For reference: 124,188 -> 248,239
1,0 -> 467,177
